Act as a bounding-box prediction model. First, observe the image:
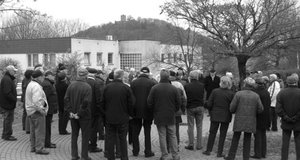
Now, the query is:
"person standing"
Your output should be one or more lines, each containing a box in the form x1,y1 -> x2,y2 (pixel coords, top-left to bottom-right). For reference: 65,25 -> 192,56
252,78 -> 271,159
25,69 -> 49,155
184,70 -> 206,151
21,69 -> 33,133
130,67 -> 156,157
41,70 -> 58,148
0,65 -> 18,141
86,67 -> 103,153
147,69 -> 181,160
202,76 -> 234,157
268,74 -> 281,131
225,77 -> 263,160
101,69 -> 135,160
204,69 -> 220,100
276,76 -> 300,160
56,71 -> 70,135
64,67 -> 92,160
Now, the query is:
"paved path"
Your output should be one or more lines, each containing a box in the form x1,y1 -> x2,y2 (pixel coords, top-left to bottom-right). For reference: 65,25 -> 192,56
0,113 -> 295,160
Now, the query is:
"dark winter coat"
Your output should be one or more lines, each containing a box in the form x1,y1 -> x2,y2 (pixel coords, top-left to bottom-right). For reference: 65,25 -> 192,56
276,86 -> 300,131
130,74 -> 157,120
254,86 -> 271,130
230,87 -> 264,133
207,88 -> 234,123
147,79 -> 181,126
64,78 -> 92,120
101,79 -> 135,124
21,78 -> 31,103
42,78 -> 58,114
86,77 -> 102,116
184,80 -> 205,108
55,78 -> 69,112
204,75 -> 220,100
0,72 -> 17,110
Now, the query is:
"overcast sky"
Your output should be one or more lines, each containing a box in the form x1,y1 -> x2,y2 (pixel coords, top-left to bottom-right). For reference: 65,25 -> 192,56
21,0 -> 169,27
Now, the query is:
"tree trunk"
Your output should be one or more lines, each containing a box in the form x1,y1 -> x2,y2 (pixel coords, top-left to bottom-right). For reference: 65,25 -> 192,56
236,55 -> 250,81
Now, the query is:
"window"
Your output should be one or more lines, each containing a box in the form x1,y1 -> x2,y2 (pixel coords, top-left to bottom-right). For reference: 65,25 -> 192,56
173,53 -> 177,63
179,54 -> 182,60
120,53 -> 142,70
97,52 -> 103,66
168,53 -> 171,63
84,52 -> 91,66
50,54 -> 56,66
27,54 -> 32,67
43,54 -> 49,66
33,54 -> 39,66
161,54 -> 164,62
43,54 -> 56,67
108,52 -> 113,64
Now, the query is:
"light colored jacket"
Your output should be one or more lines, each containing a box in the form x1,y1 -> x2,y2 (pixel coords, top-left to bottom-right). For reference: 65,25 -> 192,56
25,80 -> 48,116
268,81 -> 281,107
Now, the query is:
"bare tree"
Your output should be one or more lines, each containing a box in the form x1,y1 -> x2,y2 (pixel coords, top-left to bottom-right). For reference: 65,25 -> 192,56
162,0 -> 300,80
145,23 -> 203,74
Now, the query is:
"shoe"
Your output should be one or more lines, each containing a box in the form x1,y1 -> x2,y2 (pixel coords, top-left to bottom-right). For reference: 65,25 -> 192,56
185,145 -> 194,150
60,131 -> 71,135
196,147 -> 203,150
89,147 -> 102,153
4,136 -> 17,141
115,153 -> 121,158
71,156 -> 80,160
30,149 -> 35,152
45,143 -> 56,148
145,152 -> 155,157
217,154 -> 225,158
80,157 -> 92,160
26,131 -> 30,134
35,149 -> 49,155
203,151 -> 211,156
250,155 -> 261,159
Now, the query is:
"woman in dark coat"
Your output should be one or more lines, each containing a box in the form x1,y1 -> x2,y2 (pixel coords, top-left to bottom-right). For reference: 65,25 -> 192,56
225,77 -> 264,160
203,76 -> 234,157
252,78 -> 271,159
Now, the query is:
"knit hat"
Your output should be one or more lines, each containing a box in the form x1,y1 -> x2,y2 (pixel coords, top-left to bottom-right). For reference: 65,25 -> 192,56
32,70 -> 44,78
44,70 -> 54,76
57,72 -> 66,81
87,67 -> 98,74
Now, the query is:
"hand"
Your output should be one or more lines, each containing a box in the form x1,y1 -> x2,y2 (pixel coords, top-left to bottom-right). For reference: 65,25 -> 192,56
74,113 -> 79,119
69,113 -> 75,119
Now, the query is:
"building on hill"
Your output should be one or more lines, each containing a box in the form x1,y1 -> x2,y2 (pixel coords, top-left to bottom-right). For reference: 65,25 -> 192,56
0,37 -> 203,76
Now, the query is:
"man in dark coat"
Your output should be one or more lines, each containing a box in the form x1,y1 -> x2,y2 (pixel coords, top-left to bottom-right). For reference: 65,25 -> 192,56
42,70 -> 58,148
130,67 -> 156,157
21,69 -> 33,133
86,67 -> 103,152
252,78 -> 271,159
184,70 -> 205,151
0,65 -> 18,141
147,69 -> 181,160
56,72 -> 70,135
64,67 -> 92,160
204,69 -> 220,100
101,69 -> 135,160
276,75 -> 300,160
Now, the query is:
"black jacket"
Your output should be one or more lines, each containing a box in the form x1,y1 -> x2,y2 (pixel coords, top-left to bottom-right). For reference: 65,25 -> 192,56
55,78 -> 69,112
207,88 -> 234,123
255,86 -> 271,130
101,79 -> 135,124
0,72 -> 17,110
64,78 -> 92,120
42,78 -> 58,114
130,74 -> 157,120
21,78 -> 31,103
204,75 -> 220,100
86,77 -> 102,116
147,79 -> 181,126
184,80 -> 205,108
276,86 -> 300,131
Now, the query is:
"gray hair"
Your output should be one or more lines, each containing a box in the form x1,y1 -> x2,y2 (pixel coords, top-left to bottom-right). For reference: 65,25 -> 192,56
114,69 -> 124,80
220,76 -> 232,89
189,70 -> 199,80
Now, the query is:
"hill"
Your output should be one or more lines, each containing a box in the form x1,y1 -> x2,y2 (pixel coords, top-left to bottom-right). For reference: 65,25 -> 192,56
74,18 -> 205,44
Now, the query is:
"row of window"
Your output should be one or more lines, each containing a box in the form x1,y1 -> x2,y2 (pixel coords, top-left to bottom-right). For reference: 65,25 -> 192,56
84,52 -> 113,66
120,53 -> 142,70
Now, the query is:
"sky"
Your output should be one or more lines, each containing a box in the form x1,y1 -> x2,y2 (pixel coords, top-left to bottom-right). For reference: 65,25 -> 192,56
20,0 -> 169,27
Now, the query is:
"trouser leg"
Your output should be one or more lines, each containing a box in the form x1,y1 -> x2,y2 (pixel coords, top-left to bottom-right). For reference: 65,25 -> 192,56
227,132 -> 241,160
217,122 -> 229,155
281,129 -> 291,160
243,132 -> 251,160
206,121 -> 219,152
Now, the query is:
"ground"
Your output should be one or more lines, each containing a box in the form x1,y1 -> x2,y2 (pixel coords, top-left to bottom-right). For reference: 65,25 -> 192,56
0,102 -> 297,160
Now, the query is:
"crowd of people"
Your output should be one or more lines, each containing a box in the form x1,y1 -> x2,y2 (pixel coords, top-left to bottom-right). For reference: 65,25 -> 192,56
0,63 -> 299,160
